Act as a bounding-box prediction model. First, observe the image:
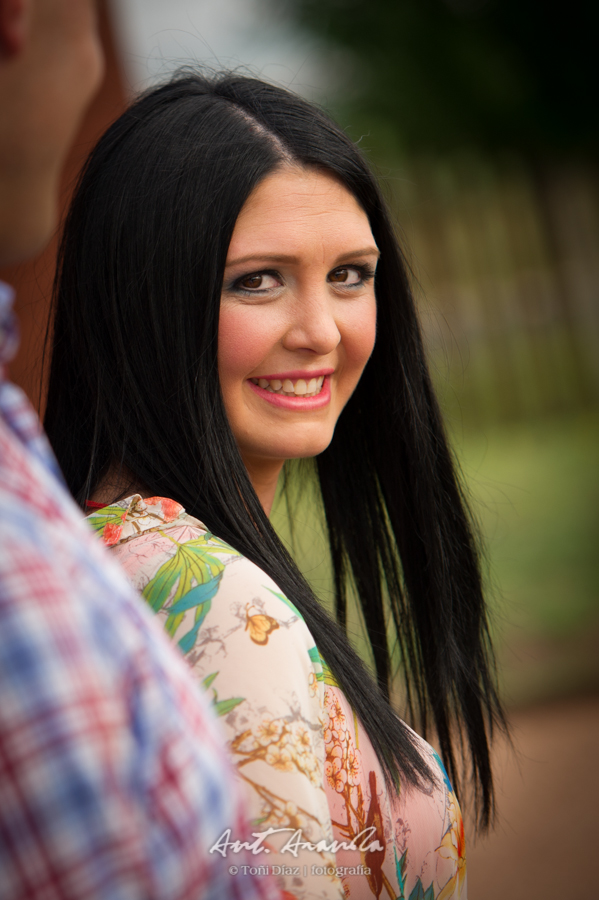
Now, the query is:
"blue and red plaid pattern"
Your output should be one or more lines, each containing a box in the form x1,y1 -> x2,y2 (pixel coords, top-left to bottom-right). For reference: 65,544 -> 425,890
0,281 -> 278,900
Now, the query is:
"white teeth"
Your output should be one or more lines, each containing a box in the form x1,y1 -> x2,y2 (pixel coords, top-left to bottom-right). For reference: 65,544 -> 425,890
251,375 -> 326,397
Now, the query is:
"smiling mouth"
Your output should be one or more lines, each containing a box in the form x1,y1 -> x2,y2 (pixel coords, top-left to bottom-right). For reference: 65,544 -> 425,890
249,376 -> 325,398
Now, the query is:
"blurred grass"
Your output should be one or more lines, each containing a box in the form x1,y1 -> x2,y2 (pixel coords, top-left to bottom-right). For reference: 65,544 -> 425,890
457,410 -> 599,705
460,412 -> 598,638
272,410 -> 599,709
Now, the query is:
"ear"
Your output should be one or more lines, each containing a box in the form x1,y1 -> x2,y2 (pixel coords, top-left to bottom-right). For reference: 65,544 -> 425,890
0,0 -> 29,58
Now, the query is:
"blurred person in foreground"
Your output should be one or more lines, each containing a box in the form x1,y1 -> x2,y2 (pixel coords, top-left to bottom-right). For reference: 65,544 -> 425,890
0,3 -> 278,898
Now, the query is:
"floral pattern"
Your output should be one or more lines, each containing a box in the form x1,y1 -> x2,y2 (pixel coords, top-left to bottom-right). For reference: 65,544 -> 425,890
89,495 -> 467,900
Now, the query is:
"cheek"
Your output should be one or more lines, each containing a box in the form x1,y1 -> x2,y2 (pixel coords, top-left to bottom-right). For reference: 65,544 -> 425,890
217,306 -> 271,387
345,300 -> 377,375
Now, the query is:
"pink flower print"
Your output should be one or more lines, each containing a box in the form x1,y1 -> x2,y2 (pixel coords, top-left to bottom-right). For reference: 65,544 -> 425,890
332,712 -> 347,733
329,741 -> 343,762
326,741 -> 348,793
265,744 -> 294,772
253,716 -> 283,748
332,759 -> 348,793
295,724 -> 312,753
347,748 -> 361,786
143,496 -> 183,522
324,690 -> 343,721
158,497 -> 183,522
103,521 -> 123,546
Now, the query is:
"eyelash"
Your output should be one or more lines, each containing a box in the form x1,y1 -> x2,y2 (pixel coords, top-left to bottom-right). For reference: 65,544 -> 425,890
229,269 -> 281,296
229,263 -> 376,296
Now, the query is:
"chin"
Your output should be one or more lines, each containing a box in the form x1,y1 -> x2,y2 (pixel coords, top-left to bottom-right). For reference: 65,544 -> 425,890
279,438 -> 334,461
238,426 -> 337,470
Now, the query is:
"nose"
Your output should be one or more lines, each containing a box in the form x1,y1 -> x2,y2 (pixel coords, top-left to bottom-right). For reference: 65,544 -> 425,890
281,290 -> 341,356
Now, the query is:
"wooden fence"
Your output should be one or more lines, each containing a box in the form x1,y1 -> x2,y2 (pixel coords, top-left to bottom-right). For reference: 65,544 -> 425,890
387,155 -> 599,425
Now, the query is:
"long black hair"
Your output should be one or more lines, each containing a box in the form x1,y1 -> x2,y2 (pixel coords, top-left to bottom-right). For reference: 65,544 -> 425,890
44,71 -> 505,828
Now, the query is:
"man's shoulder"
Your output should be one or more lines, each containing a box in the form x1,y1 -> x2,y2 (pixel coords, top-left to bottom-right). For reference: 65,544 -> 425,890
0,411 -> 170,677
0,406 -> 228,774
0,401 -> 80,532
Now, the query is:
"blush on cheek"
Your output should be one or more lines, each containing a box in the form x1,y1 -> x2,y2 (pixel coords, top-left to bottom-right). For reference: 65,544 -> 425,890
352,306 -> 377,369
217,307 -> 256,376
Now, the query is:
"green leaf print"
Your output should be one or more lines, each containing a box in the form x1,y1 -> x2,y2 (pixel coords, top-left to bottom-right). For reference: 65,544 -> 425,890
167,577 -> 221,615
143,536 -> 226,611
202,671 -> 219,690
408,880 -> 424,900
308,645 -> 325,683
408,878 -> 435,900
213,696 -> 245,716
142,534 -> 236,654
87,504 -> 126,535
175,579 -> 221,654
395,847 -> 408,899
201,533 -> 240,555
202,672 -> 245,718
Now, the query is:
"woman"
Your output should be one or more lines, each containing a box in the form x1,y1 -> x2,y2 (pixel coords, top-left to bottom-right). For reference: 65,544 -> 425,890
44,72 -> 504,899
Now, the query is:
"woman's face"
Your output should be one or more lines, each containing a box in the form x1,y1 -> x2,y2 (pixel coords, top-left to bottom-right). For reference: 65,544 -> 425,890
218,166 -> 378,481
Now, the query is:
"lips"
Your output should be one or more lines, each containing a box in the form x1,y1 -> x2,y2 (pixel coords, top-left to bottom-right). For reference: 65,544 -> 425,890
249,375 -> 325,398
247,373 -> 332,410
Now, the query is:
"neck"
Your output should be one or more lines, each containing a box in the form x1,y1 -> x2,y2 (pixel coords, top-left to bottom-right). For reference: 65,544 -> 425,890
243,458 -> 284,518
89,464 -> 146,506
91,459 -> 283,519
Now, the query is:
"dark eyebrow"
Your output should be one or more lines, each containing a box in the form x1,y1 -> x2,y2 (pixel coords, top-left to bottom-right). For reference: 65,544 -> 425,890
331,247 -> 380,265
225,254 -> 298,268
225,247 -> 380,269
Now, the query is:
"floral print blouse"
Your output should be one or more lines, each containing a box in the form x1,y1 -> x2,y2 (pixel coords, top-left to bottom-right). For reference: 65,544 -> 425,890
88,495 -> 467,900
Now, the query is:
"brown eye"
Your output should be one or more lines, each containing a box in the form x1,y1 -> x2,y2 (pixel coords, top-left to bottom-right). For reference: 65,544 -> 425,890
234,272 -> 281,293
241,275 -> 264,290
329,267 -> 361,285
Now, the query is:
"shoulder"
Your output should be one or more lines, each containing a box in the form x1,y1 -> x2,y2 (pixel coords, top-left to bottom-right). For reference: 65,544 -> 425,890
93,495 -> 316,664
89,494 -> 323,669
92,495 -> 273,603
94,499 -> 337,867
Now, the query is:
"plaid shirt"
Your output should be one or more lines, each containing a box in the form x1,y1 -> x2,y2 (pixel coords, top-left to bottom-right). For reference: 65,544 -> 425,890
0,281 -> 278,900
